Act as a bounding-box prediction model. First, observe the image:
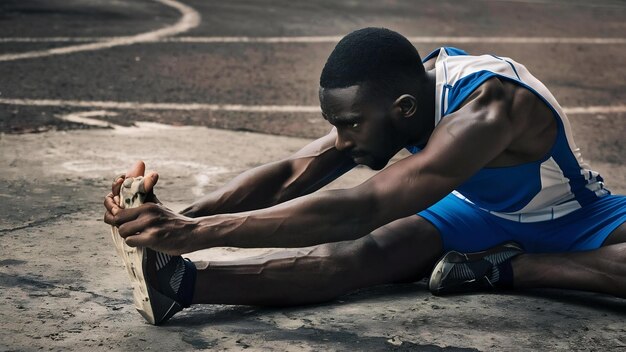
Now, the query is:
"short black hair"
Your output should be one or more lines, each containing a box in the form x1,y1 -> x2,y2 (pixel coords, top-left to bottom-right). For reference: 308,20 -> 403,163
320,28 -> 425,98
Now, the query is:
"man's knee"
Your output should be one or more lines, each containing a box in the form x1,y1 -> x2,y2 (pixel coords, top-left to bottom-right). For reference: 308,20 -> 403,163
355,216 -> 443,283
413,216 -> 443,250
304,216 -> 444,291
375,216 -> 443,260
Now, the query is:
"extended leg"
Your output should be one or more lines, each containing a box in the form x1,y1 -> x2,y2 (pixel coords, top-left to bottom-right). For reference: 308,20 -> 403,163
512,222 -> 626,298
191,215 -> 442,306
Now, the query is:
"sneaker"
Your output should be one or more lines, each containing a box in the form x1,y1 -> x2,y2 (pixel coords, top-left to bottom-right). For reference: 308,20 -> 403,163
110,176 -> 195,325
429,241 -> 524,295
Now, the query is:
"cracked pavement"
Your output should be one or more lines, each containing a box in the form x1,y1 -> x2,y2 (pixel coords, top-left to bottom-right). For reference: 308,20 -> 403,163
1,125 -> 625,351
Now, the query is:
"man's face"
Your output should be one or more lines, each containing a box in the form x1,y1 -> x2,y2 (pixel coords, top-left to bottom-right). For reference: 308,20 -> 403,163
319,85 -> 401,170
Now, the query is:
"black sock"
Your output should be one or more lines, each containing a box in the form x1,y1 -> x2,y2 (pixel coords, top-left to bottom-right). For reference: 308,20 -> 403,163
494,258 -> 515,289
155,252 -> 197,307
483,246 -> 522,289
177,259 -> 196,307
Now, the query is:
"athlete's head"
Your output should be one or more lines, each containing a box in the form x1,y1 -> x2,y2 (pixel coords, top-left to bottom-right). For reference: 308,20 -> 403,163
319,27 -> 431,170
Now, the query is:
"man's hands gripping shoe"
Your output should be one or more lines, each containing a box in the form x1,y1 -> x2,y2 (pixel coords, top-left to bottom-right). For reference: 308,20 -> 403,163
105,161 -> 197,325
104,161 -> 198,256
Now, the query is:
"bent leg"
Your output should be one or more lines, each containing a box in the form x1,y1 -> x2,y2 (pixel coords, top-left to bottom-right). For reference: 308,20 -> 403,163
512,222 -> 626,298
191,215 -> 442,306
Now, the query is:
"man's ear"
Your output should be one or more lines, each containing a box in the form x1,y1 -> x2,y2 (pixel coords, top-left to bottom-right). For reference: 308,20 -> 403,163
392,94 -> 417,118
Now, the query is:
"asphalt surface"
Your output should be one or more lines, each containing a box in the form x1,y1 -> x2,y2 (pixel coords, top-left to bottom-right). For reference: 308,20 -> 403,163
1,0 -> 625,351
2,125 -> 625,352
1,0 -> 625,136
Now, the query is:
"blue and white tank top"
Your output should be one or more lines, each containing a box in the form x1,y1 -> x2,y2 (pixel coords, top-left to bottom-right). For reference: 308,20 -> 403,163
408,47 -> 610,223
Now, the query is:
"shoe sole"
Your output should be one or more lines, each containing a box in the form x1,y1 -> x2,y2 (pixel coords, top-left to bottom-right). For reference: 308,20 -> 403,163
429,242 -> 523,295
110,176 -> 175,325
110,227 -> 157,324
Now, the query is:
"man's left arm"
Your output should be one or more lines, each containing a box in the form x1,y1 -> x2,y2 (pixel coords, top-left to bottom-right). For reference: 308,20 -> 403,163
109,79 -> 516,255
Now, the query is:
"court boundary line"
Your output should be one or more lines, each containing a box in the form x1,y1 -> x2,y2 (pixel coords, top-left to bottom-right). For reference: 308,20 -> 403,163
481,0 -> 626,8
0,0 -> 200,62
1,36 -> 625,45
1,98 -> 624,115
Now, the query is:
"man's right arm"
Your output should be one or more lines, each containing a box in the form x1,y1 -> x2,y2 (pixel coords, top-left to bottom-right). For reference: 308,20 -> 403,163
180,128 -> 355,218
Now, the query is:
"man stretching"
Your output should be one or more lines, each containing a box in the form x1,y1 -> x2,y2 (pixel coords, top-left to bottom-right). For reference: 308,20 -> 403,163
104,28 -> 626,325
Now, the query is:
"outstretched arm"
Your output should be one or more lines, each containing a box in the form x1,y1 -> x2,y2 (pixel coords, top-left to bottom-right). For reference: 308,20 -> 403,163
180,128 -> 355,217
108,79 -> 518,255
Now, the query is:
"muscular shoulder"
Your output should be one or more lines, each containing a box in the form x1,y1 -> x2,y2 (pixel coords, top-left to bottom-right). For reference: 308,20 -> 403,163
464,77 -> 507,109
453,78 -> 510,126
467,78 -> 554,135
444,77 -> 556,166
430,78 -> 514,160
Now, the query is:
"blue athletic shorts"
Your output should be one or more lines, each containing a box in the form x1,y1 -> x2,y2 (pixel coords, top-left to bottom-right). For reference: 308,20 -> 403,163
419,194 -> 626,253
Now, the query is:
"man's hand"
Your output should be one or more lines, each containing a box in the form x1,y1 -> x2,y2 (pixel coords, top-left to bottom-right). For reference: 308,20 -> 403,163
110,160 -> 161,204
105,160 -> 196,255
104,196 -> 197,255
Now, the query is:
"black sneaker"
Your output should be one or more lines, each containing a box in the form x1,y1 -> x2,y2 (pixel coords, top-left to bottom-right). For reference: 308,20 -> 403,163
141,249 -> 195,325
429,241 -> 524,295
110,176 -> 195,325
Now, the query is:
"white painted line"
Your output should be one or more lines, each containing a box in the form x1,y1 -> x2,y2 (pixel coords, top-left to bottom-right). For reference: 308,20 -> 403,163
0,38 -> 99,43
1,98 -> 624,115
0,0 -> 200,62
481,0 -> 626,8
409,37 -> 626,44
171,36 -> 626,45
57,110 -> 119,127
0,98 -> 320,113
1,36 -> 625,45
562,106 -> 626,114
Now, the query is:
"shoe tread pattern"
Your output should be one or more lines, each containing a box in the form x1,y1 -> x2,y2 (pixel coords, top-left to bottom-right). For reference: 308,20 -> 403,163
110,177 -> 157,324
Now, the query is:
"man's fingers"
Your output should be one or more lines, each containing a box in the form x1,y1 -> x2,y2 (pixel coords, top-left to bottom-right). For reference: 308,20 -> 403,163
111,176 -> 124,197
112,173 -> 125,183
127,160 -> 146,178
104,193 -> 121,215
114,206 -> 144,225
143,171 -> 159,194
104,210 -> 115,225
103,208 -> 141,227
103,196 -> 143,226
124,232 -> 153,248
118,216 -> 151,238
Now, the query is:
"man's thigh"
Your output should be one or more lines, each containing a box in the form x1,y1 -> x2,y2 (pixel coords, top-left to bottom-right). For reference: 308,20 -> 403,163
418,193 -> 514,252
420,193 -> 626,253
603,222 -> 626,246
502,194 -> 626,252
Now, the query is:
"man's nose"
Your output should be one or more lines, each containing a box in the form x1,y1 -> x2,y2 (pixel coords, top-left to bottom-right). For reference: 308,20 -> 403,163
334,133 -> 354,152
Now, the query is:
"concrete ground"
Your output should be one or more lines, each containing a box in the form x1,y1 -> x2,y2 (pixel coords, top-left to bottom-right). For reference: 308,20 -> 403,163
1,0 -> 625,351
